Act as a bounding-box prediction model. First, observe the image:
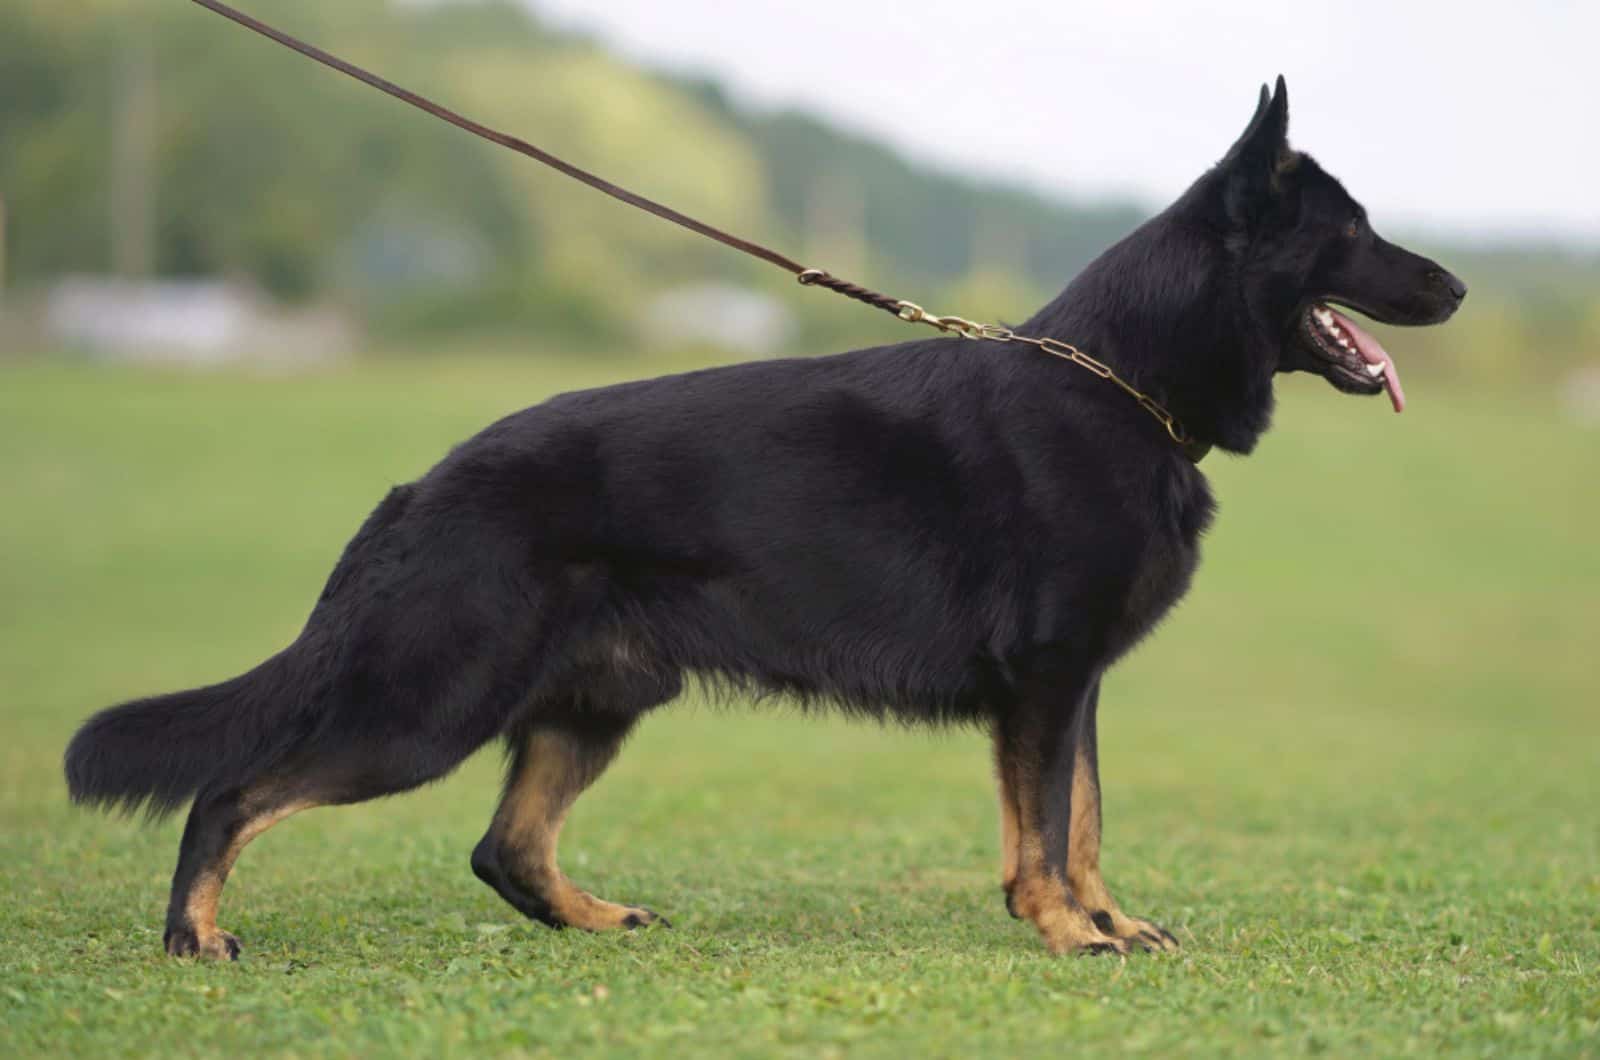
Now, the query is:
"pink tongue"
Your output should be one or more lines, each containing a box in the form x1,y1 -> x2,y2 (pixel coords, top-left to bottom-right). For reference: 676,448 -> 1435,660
1328,308 -> 1405,413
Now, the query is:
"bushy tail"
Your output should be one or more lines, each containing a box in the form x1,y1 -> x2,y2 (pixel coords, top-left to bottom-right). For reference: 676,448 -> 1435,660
64,651 -> 305,819
65,484 -> 421,819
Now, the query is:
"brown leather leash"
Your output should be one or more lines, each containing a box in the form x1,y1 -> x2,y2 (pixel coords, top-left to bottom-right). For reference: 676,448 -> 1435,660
187,0 -> 1206,461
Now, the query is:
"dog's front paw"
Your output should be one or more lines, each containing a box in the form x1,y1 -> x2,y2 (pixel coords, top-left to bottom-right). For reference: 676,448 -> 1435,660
1090,910 -> 1179,952
1041,922 -> 1132,957
1013,881 -> 1131,956
1076,936 -> 1133,957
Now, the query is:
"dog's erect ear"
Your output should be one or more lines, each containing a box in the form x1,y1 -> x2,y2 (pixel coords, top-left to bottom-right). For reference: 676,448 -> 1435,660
1224,75 -> 1289,172
1243,83 -> 1272,136
1220,76 -> 1292,221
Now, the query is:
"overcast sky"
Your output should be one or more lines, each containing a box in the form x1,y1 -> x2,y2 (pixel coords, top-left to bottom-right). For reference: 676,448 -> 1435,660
529,1 -> 1600,248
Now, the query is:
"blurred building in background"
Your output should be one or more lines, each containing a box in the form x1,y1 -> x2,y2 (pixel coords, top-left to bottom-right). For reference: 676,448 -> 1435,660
642,284 -> 795,357
41,277 -> 356,366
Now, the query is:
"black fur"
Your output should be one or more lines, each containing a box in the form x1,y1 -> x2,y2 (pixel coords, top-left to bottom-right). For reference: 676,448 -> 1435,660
65,79 -> 1463,948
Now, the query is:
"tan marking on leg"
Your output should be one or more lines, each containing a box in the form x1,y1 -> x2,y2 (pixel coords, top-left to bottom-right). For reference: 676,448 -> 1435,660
998,797 -> 1020,893
180,799 -> 316,960
992,725 -> 1020,893
492,730 -> 655,931
1066,745 -> 1109,907
181,875 -> 229,959
999,731 -> 1125,956
1065,745 -> 1177,951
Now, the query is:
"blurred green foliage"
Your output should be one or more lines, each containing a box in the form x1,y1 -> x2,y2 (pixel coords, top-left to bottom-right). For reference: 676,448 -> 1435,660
1,0 -> 1596,371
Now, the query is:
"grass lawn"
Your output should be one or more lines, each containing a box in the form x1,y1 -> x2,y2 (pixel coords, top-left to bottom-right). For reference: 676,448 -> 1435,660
1,351 -> 1596,1057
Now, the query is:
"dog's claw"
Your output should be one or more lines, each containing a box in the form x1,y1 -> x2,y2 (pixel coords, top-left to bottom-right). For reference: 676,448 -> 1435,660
1080,939 -> 1130,957
622,907 -> 669,930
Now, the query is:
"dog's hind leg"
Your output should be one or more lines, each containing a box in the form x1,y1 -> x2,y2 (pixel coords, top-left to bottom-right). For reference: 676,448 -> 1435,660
162,723 -> 493,959
471,718 -> 665,931
1065,681 -> 1179,952
163,781 -> 320,960
472,660 -> 680,930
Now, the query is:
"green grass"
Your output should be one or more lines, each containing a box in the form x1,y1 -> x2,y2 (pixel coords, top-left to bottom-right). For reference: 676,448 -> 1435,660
1,352 -> 1596,1057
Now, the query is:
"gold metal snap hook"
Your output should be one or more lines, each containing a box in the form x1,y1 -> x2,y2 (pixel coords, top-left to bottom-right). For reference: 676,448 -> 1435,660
894,303 -> 1002,340
929,315 -> 986,339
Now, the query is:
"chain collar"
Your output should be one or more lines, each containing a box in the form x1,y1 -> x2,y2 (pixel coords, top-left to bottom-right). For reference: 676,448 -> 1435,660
884,297 -> 1210,463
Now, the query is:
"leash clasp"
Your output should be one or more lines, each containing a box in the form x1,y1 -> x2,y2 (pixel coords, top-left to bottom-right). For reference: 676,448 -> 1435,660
895,301 -> 1011,341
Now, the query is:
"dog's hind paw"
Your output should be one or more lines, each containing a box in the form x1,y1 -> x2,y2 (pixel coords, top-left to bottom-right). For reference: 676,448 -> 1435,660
561,896 -> 669,932
163,925 -> 241,961
620,906 -> 670,930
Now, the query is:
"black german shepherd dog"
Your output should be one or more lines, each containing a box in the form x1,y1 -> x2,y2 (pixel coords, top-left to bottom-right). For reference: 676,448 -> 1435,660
67,78 -> 1464,959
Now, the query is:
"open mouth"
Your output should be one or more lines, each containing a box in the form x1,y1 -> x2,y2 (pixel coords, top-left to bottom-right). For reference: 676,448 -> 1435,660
1302,303 -> 1406,412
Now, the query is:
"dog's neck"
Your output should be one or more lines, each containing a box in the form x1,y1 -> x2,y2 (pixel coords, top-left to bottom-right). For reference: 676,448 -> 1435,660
1019,192 -> 1278,456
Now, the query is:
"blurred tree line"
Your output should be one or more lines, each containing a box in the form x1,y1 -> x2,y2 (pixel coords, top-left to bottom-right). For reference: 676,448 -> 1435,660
1,0 -> 1595,371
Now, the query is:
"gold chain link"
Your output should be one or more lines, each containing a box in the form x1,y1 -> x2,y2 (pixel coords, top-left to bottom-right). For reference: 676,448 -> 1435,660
892,300 -> 1193,448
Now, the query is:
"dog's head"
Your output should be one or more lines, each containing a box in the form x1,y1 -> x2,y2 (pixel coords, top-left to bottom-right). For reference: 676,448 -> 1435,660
1217,76 -> 1465,412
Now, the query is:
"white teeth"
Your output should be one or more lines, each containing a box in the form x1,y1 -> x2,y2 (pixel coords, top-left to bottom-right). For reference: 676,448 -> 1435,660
1366,362 -> 1386,378
1315,307 -> 1334,325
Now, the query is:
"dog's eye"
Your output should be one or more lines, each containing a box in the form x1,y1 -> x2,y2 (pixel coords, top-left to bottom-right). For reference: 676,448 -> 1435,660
1344,218 -> 1362,239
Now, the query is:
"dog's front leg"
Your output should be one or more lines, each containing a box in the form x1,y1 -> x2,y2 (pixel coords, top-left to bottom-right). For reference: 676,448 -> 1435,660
1065,680 -> 1180,952
993,669 -> 1128,956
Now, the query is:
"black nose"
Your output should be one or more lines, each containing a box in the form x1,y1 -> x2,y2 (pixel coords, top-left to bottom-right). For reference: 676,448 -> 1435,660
1430,269 -> 1467,301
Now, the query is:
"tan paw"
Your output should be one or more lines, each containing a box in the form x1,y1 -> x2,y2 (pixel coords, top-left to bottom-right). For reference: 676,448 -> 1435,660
552,889 -> 670,932
1032,903 -> 1131,956
1090,909 -> 1180,952
164,925 -> 241,961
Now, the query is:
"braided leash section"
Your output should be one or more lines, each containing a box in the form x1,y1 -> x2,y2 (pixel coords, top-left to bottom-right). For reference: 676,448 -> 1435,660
795,270 -> 905,316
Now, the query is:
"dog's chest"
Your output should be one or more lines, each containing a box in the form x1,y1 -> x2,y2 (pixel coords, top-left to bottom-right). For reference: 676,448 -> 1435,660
1102,466 -> 1213,663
